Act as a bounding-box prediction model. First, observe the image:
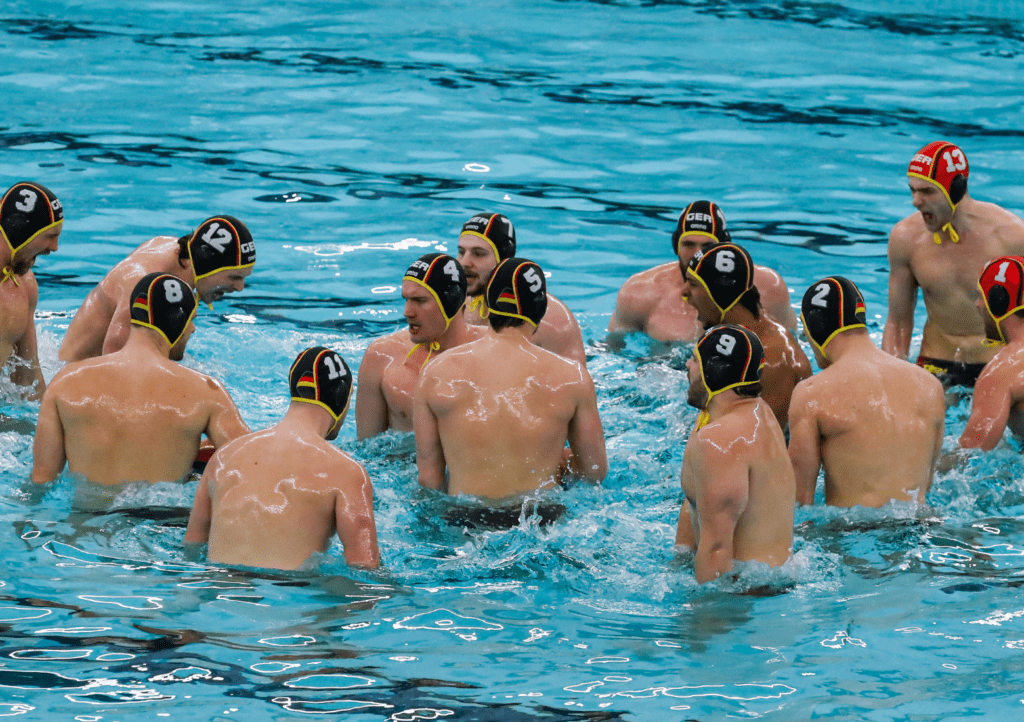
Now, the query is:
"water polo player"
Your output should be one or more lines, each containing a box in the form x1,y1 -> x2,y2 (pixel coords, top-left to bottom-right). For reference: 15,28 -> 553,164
677,323 -> 794,583
608,199 -> 794,348
59,215 -> 256,362
416,256 -> 607,499
33,272 -> 249,487
884,141 -> 1024,386
0,181 -> 64,397
356,252 -> 480,438
457,212 -> 587,364
961,257 -> 1024,450
789,277 -> 945,507
682,243 -> 810,430
187,346 -> 379,571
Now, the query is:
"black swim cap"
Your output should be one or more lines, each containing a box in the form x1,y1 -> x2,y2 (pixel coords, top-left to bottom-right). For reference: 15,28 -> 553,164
671,200 -> 730,256
129,272 -> 198,348
687,243 -> 754,320
486,257 -> 548,328
187,215 -> 256,282
403,253 -> 467,328
801,276 -> 867,358
460,213 -> 516,262
694,324 -> 764,401
289,347 -> 354,422
1,181 -> 63,259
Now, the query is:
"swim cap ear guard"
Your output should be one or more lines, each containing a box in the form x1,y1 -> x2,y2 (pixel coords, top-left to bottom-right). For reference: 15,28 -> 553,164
460,213 -> 516,262
800,276 -> 867,359
979,256 -> 1024,343
686,243 -> 754,321
403,253 -> 467,329
694,324 -> 764,402
129,272 -> 198,348
1,181 -> 63,261
289,347 -> 354,423
486,257 -> 548,328
908,141 -> 969,244
187,215 -> 256,283
671,200 -> 730,256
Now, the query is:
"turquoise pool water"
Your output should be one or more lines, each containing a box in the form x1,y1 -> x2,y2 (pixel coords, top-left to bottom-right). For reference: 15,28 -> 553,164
3,1 -> 1024,719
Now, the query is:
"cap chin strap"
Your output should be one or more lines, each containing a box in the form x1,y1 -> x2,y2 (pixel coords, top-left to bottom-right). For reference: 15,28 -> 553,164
934,222 -> 960,245
1,265 -> 20,287
406,340 -> 441,369
467,294 -> 489,319
695,409 -> 710,431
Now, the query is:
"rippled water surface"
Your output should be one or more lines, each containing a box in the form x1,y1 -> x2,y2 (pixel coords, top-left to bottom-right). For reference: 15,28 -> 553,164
3,0 -> 1024,719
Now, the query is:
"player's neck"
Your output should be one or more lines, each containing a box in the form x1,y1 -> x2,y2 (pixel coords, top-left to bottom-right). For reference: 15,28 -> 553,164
820,330 -> 874,363
437,311 -> 471,351
999,315 -> 1024,346
123,328 -> 174,359
706,390 -> 758,421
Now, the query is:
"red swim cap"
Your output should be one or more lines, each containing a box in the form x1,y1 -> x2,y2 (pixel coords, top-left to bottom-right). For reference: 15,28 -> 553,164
979,255 -> 1024,342
907,141 -> 969,210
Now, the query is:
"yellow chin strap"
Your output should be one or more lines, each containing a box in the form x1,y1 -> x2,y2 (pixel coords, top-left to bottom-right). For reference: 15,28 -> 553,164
1,266 -> 21,287
467,294 -> 489,319
406,340 -> 441,369
695,410 -> 711,431
934,223 -> 960,245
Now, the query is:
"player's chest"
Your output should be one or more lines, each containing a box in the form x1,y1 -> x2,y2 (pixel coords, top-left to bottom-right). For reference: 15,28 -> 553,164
0,283 -> 31,340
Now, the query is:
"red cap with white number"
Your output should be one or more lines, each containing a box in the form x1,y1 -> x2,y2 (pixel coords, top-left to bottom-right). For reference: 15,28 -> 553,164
907,141 -> 970,211
979,255 -> 1024,342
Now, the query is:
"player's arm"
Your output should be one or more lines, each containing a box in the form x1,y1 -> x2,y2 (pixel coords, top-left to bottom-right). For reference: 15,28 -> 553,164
675,498 -> 697,548
755,267 -> 797,333
335,464 -> 380,569
882,229 -> 918,359
960,367 -> 1010,451
566,368 -> 608,483
692,435 -> 748,584
536,300 -> 588,366
11,273 -> 45,399
355,343 -> 390,439
204,380 -> 251,448
184,473 -> 213,544
787,383 -> 822,505
413,372 -> 447,491
31,381 -> 66,483
607,280 -> 645,348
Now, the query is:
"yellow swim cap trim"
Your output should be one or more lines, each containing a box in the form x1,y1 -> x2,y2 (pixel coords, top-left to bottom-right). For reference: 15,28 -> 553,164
977,278 -> 1020,344
1,219 -> 63,260
800,310 -> 867,360
487,307 -> 539,328
130,304 -> 198,349
290,396 -> 348,423
403,276 -> 456,329
908,173 -> 960,245
694,344 -> 763,405
687,269 -> 743,322
191,261 -> 255,284
459,230 -> 501,266
695,409 -> 711,431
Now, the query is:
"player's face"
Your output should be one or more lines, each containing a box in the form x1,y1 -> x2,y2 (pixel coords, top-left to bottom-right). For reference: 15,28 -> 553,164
402,280 -> 447,344
686,354 -> 708,410
676,234 -> 715,271
456,234 -> 498,297
11,224 -> 61,276
196,267 -> 252,304
909,178 -> 952,233
681,271 -> 721,328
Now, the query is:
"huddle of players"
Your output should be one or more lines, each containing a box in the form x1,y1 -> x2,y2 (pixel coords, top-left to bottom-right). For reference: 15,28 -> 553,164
7,139 -> 1024,582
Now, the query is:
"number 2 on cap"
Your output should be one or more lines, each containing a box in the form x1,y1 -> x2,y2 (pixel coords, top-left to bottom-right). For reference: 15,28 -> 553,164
811,282 -> 830,308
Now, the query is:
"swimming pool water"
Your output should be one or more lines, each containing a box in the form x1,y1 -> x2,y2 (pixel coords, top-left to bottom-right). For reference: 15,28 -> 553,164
3,1 -> 1024,719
